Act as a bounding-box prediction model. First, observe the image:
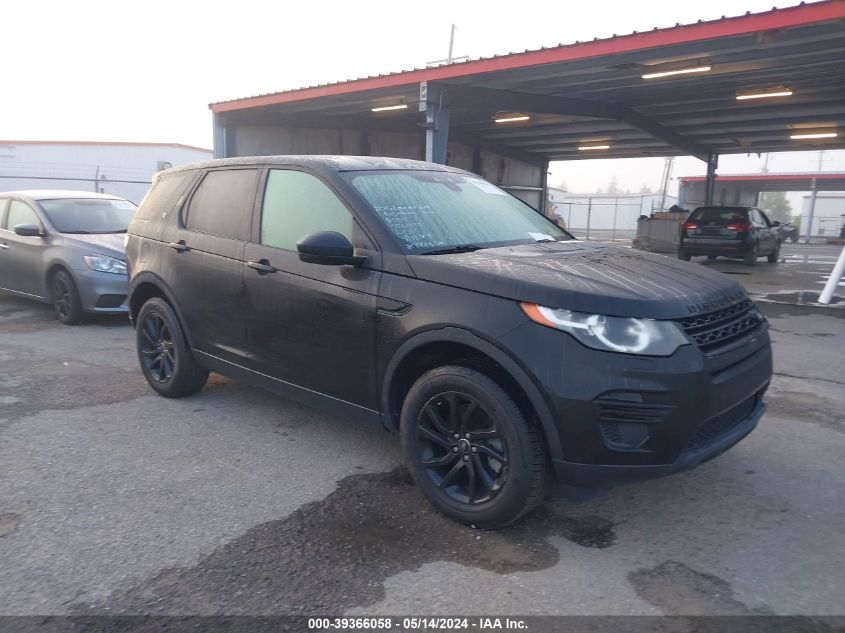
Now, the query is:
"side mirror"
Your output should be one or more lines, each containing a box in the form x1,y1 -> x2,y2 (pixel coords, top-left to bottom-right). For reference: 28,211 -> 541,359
14,224 -> 44,237
771,221 -> 781,227
297,231 -> 365,266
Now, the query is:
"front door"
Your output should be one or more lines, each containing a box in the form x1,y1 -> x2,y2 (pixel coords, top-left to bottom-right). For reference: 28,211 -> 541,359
243,168 -> 381,411
0,199 -> 47,296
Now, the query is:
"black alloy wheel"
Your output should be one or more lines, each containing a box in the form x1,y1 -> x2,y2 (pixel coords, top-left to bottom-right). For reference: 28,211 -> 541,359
135,298 -> 208,397
416,391 -> 508,505
400,366 -> 546,528
139,312 -> 176,383
51,269 -> 83,324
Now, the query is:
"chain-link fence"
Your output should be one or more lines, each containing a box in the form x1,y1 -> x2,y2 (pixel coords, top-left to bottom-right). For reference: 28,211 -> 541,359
548,194 -> 677,242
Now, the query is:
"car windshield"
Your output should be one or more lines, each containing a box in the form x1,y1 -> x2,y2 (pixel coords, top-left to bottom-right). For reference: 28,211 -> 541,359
690,207 -> 749,223
39,198 -> 137,234
342,170 -> 572,253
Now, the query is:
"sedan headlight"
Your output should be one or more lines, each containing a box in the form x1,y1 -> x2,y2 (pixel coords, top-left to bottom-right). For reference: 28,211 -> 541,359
520,302 -> 689,356
84,254 -> 127,275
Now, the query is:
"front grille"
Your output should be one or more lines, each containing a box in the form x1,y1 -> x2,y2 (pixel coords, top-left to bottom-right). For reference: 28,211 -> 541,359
685,394 -> 758,452
677,298 -> 764,354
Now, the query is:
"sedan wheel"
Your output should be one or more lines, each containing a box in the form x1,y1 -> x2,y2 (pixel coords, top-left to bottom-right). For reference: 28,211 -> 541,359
51,270 -> 83,325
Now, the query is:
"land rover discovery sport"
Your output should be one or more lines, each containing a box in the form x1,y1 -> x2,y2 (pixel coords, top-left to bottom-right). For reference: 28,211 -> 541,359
126,156 -> 772,527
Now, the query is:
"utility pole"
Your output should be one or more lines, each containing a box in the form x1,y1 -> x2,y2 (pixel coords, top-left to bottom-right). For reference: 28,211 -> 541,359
426,24 -> 469,66
658,157 -> 673,211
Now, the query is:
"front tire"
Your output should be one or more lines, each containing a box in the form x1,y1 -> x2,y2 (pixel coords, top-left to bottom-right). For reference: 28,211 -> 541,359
51,269 -> 84,325
767,241 -> 781,263
136,298 -> 208,398
400,366 -> 546,528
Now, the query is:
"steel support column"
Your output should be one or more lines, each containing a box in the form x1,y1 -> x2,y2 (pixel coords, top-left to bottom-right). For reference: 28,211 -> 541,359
420,82 -> 450,164
705,153 -> 719,206
805,178 -> 818,244
212,113 -> 228,159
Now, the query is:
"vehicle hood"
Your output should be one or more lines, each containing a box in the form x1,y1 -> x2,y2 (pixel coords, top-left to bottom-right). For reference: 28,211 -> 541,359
406,241 -> 748,320
60,233 -> 126,259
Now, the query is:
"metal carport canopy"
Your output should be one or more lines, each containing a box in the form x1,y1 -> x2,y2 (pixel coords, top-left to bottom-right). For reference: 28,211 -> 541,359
211,0 -> 845,165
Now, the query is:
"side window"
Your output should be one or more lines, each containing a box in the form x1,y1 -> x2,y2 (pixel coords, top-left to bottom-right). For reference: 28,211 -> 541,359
6,200 -> 40,230
756,209 -> 772,226
260,169 -> 355,251
136,171 -> 195,221
0,199 -> 8,227
184,169 -> 259,240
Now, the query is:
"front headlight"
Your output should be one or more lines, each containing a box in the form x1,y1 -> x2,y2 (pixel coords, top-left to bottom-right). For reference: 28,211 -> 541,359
84,254 -> 127,275
520,302 -> 689,356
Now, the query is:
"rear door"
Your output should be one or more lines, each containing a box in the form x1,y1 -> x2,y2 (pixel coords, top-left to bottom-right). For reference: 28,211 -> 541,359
0,199 -> 47,296
161,167 -> 260,363
242,167 -> 382,410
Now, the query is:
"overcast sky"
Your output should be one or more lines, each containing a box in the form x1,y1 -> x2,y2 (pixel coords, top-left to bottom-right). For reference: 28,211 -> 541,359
2,0 -> 842,204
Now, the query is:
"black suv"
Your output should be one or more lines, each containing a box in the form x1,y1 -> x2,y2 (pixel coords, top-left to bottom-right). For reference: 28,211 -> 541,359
678,205 -> 782,265
126,156 -> 772,527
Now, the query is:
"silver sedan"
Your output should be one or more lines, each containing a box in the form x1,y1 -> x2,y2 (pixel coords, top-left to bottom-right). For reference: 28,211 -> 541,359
0,190 -> 136,324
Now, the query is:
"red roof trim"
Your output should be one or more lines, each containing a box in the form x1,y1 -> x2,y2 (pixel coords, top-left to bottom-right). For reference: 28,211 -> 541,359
0,140 -> 212,153
211,1 -> 845,114
680,173 -> 845,182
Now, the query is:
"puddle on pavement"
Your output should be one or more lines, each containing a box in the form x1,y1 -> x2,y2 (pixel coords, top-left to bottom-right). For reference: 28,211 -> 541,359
72,467 -> 615,615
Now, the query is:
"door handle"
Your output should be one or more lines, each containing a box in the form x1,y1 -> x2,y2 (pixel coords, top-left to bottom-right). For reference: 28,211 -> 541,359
168,241 -> 190,252
248,260 -> 277,274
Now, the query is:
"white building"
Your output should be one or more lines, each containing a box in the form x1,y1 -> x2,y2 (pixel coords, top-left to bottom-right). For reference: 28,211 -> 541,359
0,140 -> 212,204
801,192 -> 845,238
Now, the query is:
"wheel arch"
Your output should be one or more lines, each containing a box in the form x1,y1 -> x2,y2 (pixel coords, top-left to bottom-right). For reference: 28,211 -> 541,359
380,327 -> 563,462
128,273 -> 194,348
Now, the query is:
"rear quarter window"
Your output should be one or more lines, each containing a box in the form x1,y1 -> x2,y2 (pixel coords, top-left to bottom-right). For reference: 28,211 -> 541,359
135,171 -> 196,222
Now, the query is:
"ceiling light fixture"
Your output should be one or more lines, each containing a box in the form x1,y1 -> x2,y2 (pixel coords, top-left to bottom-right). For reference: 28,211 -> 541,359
578,144 -> 611,151
642,65 -> 711,80
371,104 -> 408,112
736,87 -> 793,101
493,114 -> 532,124
789,131 -> 838,140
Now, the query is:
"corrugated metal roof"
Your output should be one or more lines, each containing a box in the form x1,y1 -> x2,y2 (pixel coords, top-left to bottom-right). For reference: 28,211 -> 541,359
210,1 -> 842,111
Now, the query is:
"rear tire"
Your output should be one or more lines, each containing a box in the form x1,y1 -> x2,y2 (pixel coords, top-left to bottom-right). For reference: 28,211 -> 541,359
51,269 -> 84,325
743,243 -> 758,266
136,298 -> 208,398
767,241 -> 781,263
707,255 -> 718,261
400,366 -> 546,528
678,250 -> 691,261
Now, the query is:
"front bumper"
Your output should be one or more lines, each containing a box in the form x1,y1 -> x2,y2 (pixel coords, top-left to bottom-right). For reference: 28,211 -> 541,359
497,319 -> 772,487
72,268 -> 129,313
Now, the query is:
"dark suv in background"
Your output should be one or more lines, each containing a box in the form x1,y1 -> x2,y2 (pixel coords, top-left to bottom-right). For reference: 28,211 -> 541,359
678,205 -> 782,266
126,156 -> 772,527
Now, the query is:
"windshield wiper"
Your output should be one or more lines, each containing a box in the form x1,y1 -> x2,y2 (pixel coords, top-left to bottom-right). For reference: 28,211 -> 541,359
420,244 -> 485,255
99,229 -> 128,234
61,230 -> 92,234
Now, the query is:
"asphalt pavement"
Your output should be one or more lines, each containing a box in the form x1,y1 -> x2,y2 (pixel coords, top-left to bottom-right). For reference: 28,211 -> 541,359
0,243 -> 843,618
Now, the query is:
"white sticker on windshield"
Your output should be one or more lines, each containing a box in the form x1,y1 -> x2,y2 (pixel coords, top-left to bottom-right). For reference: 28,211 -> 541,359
528,232 -> 555,242
467,178 -> 508,195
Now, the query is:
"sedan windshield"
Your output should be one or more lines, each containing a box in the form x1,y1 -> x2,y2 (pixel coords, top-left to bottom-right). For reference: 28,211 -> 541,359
343,170 -> 571,253
39,198 -> 137,234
